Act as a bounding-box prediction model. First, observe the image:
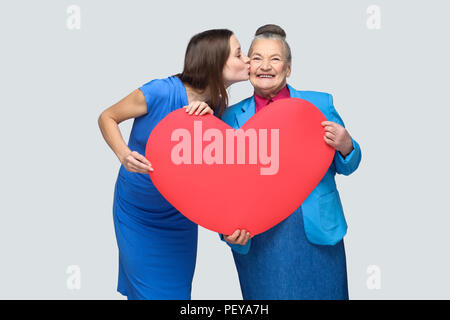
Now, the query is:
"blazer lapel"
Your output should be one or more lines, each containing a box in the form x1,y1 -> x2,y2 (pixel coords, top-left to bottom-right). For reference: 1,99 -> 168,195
235,96 -> 255,128
234,85 -> 300,129
287,83 -> 301,99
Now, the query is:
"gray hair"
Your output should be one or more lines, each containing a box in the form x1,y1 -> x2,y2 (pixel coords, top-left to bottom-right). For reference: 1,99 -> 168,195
248,25 -> 292,66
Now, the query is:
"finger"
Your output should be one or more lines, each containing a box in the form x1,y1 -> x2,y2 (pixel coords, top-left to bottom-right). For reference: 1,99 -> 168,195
185,103 -> 195,113
189,102 -> 201,115
236,230 -> 247,244
242,232 -> 251,244
128,156 -> 144,168
200,106 -> 214,116
141,162 -> 154,172
321,121 -> 335,126
239,231 -> 250,245
185,102 -> 196,113
129,156 -> 153,171
324,126 -> 336,134
126,163 -> 139,172
226,229 -> 240,242
133,151 -> 152,166
324,131 -> 335,140
324,135 -> 336,147
131,152 -> 154,171
136,167 -> 149,174
141,156 -> 153,170
194,103 -> 208,115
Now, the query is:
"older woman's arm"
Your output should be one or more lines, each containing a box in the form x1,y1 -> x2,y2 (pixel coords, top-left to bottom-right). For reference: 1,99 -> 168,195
326,94 -> 362,176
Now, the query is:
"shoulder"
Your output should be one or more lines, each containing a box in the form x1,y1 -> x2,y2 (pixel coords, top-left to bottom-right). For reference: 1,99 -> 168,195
138,77 -> 174,100
288,85 -> 332,107
300,90 -> 331,102
138,76 -> 180,112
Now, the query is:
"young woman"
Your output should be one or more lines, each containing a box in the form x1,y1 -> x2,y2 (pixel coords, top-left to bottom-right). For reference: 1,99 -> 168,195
98,29 -> 250,300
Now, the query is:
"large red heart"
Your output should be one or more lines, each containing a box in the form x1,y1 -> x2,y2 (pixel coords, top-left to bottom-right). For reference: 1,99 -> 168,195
145,98 -> 334,236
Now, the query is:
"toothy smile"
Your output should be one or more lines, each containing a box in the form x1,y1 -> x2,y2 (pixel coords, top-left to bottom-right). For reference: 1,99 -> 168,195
258,74 -> 275,78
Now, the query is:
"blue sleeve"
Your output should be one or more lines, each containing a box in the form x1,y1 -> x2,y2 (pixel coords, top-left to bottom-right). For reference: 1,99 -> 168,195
138,79 -> 170,114
328,93 -> 362,176
218,233 -> 251,255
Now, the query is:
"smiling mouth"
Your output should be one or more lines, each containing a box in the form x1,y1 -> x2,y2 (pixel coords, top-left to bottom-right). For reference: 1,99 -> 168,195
257,74 -> 275,78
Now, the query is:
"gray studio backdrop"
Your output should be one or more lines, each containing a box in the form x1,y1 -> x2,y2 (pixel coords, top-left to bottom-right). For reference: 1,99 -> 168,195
1,0 -> 449,299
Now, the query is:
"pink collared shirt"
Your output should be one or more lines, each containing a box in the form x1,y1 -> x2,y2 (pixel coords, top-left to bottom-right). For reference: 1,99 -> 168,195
254,85 -> 291,113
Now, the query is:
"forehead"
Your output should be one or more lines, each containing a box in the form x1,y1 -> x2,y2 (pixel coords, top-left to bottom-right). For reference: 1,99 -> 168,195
229,34 -> 240,50
251,38 -> 284,55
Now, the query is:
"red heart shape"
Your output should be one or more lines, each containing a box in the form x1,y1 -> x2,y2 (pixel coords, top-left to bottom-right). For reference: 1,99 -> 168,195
145,98 -> 334,236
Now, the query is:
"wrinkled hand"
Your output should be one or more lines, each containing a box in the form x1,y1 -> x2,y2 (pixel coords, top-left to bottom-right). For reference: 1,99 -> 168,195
183,101 -> 214,116
223,229 -> 252,245
321,121 -> 354,157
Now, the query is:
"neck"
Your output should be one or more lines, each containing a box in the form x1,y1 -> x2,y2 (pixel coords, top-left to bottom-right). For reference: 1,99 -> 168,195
223,80 -> 233,89
184,83 -> 211,105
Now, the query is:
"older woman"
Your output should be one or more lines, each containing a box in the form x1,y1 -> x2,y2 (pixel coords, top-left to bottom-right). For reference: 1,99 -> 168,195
220,25 -> 362,299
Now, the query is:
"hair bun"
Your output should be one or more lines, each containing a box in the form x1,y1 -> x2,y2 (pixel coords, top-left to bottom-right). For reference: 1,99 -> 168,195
255,24 -> 286,39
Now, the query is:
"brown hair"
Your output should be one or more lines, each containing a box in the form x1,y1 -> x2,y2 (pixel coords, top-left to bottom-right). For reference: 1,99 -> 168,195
176,29 -> 233,117
249,24 -> 292,66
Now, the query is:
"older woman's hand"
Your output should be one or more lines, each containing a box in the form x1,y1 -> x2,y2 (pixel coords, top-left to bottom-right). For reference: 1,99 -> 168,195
223,229 -> 252,245
321,121 -> 354,158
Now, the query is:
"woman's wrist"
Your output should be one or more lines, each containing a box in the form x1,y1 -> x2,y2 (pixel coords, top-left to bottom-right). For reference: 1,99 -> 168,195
117,147 -> 131,164
339,144 -> 354,158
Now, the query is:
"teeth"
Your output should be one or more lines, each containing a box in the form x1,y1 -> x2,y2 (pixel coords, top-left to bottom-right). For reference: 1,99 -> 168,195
258,75 -> 273,78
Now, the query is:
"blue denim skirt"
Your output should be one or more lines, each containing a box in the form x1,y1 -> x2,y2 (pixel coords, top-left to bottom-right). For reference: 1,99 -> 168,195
232,207 -> 349,300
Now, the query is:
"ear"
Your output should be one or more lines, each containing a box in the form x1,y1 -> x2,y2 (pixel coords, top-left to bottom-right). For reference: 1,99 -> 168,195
286,64 -> 291,78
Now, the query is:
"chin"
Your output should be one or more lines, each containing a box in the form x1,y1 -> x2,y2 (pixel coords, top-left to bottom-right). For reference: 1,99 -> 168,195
257,83 -> 275,90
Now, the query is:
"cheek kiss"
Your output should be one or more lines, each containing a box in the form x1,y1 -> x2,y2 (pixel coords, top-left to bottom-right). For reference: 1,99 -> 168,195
170,121 -> 280,175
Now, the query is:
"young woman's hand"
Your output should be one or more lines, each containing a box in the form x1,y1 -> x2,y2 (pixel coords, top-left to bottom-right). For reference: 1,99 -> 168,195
223,229 -> 252,245
183,101 -> 214,116
121,150 -> 154,173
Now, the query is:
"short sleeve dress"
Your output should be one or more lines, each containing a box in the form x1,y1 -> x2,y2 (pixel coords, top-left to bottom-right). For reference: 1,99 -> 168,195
112,75 -> 198,299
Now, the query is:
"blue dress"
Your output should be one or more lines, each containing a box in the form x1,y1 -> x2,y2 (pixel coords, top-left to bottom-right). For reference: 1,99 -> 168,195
232,206 -> 349,300
112,76 -> 198,299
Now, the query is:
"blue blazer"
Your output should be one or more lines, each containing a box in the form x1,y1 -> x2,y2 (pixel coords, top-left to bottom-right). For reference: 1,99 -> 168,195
219,84 -> 362,254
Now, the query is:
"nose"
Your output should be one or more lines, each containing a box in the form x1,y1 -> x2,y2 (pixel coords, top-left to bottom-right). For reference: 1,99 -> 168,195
260,60 -> 271,71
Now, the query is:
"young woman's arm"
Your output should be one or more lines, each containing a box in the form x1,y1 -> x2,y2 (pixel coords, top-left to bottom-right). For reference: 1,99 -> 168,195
98,89 -> 153,173
98,88 -> 215,173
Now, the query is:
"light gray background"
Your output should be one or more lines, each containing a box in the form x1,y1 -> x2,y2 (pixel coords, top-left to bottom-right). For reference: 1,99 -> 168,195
1,0 -> 449,299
